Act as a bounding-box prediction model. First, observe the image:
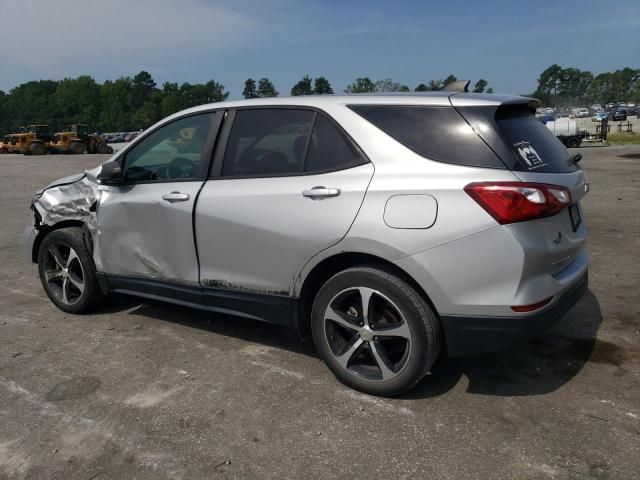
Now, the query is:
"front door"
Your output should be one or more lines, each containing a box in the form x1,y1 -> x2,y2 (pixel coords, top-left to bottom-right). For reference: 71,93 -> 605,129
95,112 -> 219,285
195,108 -> 374,297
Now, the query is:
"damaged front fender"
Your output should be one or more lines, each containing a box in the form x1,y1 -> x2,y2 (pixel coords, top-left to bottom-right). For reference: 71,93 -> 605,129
26,168 -> 102,264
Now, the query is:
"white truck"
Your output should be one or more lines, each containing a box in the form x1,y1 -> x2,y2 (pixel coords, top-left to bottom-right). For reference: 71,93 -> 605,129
572,108 -> 589,118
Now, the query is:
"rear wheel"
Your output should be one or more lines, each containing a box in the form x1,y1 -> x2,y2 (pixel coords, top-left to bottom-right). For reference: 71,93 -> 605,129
70,142 -> 85,154
37,227 -> 106,314
311,267 -> 441,396
0,147 -> 8,154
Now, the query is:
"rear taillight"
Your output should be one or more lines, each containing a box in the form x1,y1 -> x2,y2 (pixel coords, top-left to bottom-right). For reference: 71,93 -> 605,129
464,182 -> 572,224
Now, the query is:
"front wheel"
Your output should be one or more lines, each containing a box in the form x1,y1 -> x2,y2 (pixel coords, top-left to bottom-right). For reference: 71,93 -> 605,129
37,227 -> 106,314
311,267 -> 441,396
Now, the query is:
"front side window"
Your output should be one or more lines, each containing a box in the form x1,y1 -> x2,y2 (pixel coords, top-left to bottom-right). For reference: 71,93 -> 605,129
123,113 -> 212,182
222,109 -> 314,177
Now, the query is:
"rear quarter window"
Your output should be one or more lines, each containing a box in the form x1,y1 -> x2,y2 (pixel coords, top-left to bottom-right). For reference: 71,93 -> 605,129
348,105 -> 504,169
456,105 -> 577,173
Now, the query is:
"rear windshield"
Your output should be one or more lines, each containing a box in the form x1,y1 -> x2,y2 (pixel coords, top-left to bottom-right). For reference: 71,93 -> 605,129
456,105 -> 577,173
348,105 -> 504,169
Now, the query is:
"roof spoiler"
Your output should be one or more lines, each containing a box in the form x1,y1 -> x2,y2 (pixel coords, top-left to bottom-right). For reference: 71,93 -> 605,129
442,80 -> 470,93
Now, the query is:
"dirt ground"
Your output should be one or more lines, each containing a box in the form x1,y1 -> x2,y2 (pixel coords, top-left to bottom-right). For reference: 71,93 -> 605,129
0,146 -> 639,480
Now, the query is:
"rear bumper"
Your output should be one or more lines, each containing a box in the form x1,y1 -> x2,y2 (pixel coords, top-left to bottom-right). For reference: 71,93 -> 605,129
440,270 -> 588,357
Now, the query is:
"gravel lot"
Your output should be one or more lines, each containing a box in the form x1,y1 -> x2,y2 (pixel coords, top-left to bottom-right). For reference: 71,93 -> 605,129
1,146 -> 639,479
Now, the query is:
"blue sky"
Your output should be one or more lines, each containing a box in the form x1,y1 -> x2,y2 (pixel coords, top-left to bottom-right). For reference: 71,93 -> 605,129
1,0 -> 638,97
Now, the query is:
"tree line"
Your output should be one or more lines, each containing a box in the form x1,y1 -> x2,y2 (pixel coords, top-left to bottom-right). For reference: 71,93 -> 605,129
0,71 -> 492,134
533,64 -> 640,107
1,65 -> 635,134
0,71 -> 228,134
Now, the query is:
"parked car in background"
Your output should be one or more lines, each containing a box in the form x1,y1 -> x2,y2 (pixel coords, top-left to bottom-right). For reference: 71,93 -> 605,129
592,112 -> 608,122
25,92 -> 589,396
612,108 -> 630,121
572,108 -> 589,118
124,132 -> 140,142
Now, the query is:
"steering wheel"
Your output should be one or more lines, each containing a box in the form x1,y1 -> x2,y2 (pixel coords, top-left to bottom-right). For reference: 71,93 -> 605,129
168,157 -> 195,179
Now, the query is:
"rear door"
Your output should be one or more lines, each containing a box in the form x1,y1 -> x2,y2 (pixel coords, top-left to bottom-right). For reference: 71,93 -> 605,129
195,108 -> 374,299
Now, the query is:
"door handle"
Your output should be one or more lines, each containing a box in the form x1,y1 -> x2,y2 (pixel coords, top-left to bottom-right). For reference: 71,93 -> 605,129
162,191 -> 190,202
302,186 -> 341,199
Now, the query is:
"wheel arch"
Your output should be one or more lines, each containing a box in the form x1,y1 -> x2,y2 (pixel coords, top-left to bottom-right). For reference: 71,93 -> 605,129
296,251 -> 441,340
32,219 -> 87,263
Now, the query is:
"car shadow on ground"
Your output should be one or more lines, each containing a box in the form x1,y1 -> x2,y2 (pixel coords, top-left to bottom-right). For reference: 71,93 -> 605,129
95,289 -> 606,399
407,289 -> 608,398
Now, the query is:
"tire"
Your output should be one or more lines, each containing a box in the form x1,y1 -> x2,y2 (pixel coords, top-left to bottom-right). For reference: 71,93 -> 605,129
70,142 -> 85,155
37,227 -> 106,314
96,142 -> 110,154
565,136 -> 581,148
30,142 -> 47,155
0,147 -> 8,154
311,267 -> 441,396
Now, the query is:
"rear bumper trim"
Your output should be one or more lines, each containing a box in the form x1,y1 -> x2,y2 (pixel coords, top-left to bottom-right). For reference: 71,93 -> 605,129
440,270 -> 588,357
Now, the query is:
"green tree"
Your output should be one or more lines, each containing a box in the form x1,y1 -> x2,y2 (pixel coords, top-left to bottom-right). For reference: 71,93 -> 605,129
486,87 -> 494,94
313,76 -> 334,94
291,75 -> 313,96
53,76 -> 101,126
344,77 -> 376,93
160,82 -> 186,117
257,77 -> 278,97
414,83 -> 429,91
473,78 -> 488,93
426,79 -> 444,91
374,79 -> 409,92
533,64 -> 563,104
99,77 -> 134,131
443,74 -> 458,86
131,70 -> 157,110
243,78 -> 258,99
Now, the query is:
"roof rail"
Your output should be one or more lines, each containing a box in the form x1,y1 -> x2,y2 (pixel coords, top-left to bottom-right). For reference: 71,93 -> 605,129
442,80 -> 470,93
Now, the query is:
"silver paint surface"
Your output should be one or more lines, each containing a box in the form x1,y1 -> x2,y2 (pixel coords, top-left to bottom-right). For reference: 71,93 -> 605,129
26,91 -> 588,321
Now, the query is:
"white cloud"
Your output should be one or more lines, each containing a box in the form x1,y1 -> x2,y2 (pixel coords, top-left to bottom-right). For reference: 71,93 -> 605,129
0,0 -> 260,87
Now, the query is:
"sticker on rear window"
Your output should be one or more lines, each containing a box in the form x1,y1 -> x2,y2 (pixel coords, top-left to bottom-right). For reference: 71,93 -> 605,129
514,141 -> 547,170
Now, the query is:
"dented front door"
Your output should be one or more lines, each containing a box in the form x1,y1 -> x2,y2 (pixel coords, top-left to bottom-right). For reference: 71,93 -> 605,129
95,182 -> 203,284
93,112 -> 217,285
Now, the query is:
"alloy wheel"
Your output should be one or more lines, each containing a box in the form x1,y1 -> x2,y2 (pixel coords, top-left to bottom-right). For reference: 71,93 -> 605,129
323,287 -> 412,382
43,244 -> 85,305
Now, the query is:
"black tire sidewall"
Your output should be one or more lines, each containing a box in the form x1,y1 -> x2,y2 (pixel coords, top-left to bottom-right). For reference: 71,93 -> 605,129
311,267 -> 440,396
37,227 -> 101,314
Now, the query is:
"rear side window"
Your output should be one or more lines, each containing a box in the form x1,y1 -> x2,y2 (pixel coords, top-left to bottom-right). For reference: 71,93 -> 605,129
455,105 -> 577,173
494,107 -> 576,173
222,109 -> 314,177
305,114 -> 366,173
348,105 -> 503,169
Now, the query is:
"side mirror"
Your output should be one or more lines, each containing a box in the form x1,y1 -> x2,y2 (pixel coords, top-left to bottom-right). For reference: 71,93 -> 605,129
97,159 -> 124,184
572,153 -> 583,164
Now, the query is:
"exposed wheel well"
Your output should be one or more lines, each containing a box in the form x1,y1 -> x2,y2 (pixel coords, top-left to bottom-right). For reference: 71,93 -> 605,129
297,252 -> 440,339
31,219 -> 86,263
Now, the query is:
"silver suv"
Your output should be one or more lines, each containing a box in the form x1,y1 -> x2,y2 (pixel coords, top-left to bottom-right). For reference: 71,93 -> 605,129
26,92 -> 588,396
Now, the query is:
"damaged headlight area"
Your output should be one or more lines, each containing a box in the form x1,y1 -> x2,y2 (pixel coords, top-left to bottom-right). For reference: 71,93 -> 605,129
29,172 -> 101,260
